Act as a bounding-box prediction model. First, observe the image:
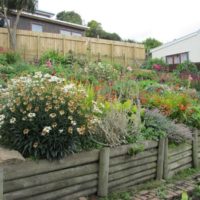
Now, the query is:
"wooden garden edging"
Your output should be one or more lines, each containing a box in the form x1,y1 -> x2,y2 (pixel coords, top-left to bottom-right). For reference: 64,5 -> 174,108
0,130 -> 199,200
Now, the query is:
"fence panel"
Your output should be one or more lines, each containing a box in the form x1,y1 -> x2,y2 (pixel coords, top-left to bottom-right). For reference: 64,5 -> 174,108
0,28 -> 145,66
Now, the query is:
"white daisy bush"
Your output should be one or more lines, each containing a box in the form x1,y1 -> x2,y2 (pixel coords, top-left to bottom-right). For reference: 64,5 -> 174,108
0,72 -> 102,160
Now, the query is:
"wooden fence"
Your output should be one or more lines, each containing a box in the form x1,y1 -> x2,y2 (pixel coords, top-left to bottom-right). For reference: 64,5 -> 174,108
0,28 -> 145,66
0,130 -> 199,200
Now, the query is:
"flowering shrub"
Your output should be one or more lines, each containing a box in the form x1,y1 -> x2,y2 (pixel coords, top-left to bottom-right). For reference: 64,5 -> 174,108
84,62 -> 119,82
0,72 -> 101,160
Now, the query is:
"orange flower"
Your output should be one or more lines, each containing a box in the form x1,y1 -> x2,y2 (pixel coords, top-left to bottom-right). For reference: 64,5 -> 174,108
179,104 -> 187,111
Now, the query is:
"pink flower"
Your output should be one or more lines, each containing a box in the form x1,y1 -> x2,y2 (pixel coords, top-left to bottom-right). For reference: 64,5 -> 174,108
127,66 -> 133,71
46,59 -> 52,68
153,64 -> 161,71
188,74 -> 193,81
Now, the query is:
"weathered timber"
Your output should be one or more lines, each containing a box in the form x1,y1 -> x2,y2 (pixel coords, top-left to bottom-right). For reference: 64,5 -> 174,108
98,148 -> 110,197
168,150 -> 192,164
193,130 -> 199,168
163,138 -> 168,179
109,162 -> 156,182
168,157 -> 192,170
5,180 -> 98,200
4,150 -> 99,181
168,163 -> 192,178
0,169 -> 3,200
109,156 -> 157,174
168,144 -> 192,156
110,149 -> 157,166
109,168 -> 156,188
4,174 -> 97,198
4,163 -> 98,192
110,174 -> 155,192
59,187 -> 97,200
110,141 -> 158,157
156,138 -> 165,180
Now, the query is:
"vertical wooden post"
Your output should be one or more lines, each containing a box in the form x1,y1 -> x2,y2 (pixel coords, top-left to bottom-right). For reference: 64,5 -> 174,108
111,43 -> 114,64
37,35 -> 40,60
63,38 -> 65,56
163,137 -> 168,179
156,138 -> 165,180
0,168 -> 3,200
192,129 -> 199,168
98,148 -> 110,197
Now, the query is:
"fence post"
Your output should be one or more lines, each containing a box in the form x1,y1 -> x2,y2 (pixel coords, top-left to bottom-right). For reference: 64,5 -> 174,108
156,138 -> 165,180
0,168 -> 3,200
192,129 -> 199,168
98,147 -> 110,197
163,137 -> 169,179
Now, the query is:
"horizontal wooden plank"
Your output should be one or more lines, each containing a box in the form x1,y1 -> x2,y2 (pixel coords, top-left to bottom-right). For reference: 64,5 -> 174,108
109,168 -> 156,188
4,163 -> 98,192
168,163 -> 192,178
168,150 -> 192,164
110,156 -> 157,174
4,173 -> 97,198
110,149 -> 157,166
5,180 -> 97,200
110,141 -> 158,157
3,150 -> 99,181
168,144 -> 192,156
168,156 -> 192,171
59,187 -> 97,200
110,174 -> 155,192
109,162 -> 156,182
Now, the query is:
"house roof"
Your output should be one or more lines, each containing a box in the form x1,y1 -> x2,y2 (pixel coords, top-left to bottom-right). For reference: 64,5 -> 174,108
150,29 -> 200,53
34,9 -> 55,18
11,10 -> 89,31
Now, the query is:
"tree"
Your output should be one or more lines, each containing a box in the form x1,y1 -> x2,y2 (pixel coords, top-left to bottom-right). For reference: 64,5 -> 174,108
0,0 -> 37,51
143,38 -> 162,58
86,20 -> 103,38
86,20 -> 121,41
56,11 -> 82,25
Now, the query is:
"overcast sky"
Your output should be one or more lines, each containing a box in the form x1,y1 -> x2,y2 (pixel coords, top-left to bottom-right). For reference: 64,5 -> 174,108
39,0 -> 200,43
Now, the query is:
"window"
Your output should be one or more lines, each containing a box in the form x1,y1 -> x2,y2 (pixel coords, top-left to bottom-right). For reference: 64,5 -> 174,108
72,32 -> 82,37
166,52 -> 189,65
32,24 -> 43,32
4,19 -> 10,27
60,30 -> 71,36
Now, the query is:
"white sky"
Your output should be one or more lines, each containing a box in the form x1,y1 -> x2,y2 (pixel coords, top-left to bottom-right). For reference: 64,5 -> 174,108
39,0 -> 200,43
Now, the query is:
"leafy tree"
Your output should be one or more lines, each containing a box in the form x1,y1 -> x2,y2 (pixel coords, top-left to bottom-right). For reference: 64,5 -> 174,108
86,20 -> 103,38
143,38 -> 162,58
86,20 -> 121,41
0,0 -> 37,50
56,11 -> 82,25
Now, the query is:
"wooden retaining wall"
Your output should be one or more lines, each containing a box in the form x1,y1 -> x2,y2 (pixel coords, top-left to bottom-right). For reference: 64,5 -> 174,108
0,130 -> 199,200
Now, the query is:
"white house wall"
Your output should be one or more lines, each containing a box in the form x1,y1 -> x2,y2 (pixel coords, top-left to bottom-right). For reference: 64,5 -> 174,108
152,33 -> 200,63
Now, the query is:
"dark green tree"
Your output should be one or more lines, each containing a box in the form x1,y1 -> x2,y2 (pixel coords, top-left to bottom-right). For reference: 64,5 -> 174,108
56,11 -> 82,25
86,20 -> 121,41
0,0 -> 37,50
143,38 -> 162,58
86,20 -> 103,38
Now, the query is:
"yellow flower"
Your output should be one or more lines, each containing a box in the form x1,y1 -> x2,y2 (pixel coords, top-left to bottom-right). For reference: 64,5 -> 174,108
33,142 -> 38,148
52,122 -> 57,128
26,104 -> 32,111
23,129 -> 30,135
68,127 -> 73,134
59,110 -> 65,116
77,126 -> 86,135
50,113 -> 57,118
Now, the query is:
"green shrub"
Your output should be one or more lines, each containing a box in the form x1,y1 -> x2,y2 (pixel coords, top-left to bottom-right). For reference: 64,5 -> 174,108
5,52 -> 21,64
141,58 -> 168,70
142,109 -> 192,144
0,72 -> 101,160
0,54 -> 7,65
174,61 -> 198,75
